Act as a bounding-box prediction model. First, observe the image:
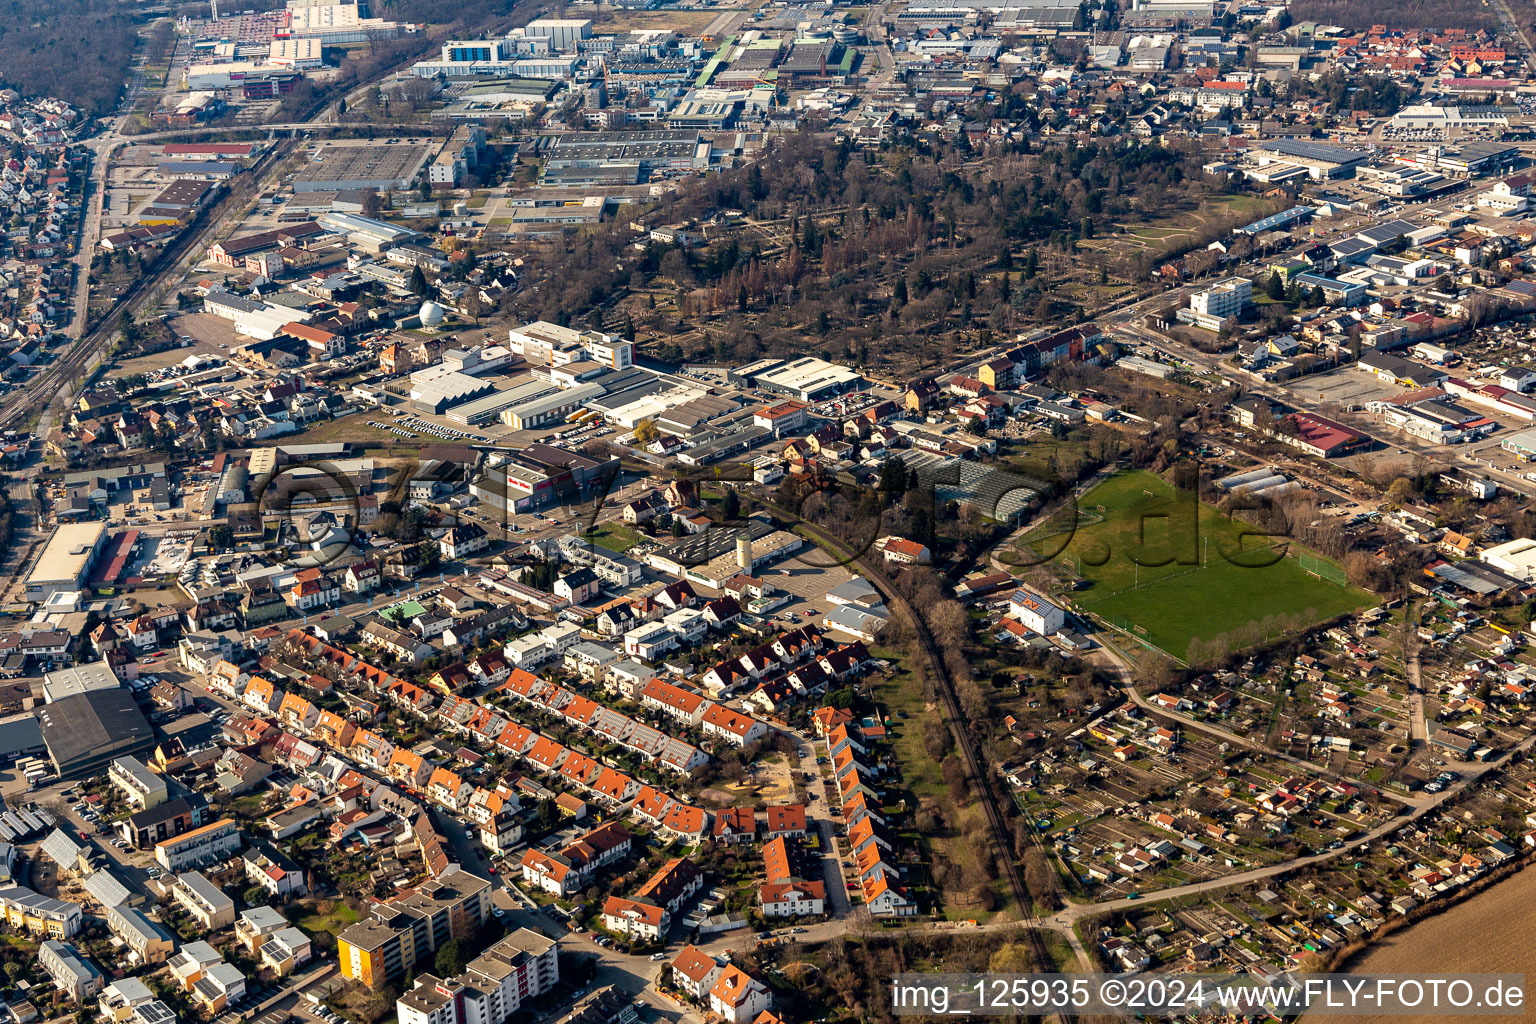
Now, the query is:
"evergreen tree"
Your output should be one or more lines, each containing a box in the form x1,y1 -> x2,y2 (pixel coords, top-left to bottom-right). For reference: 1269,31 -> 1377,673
1266,270 -> 1285,301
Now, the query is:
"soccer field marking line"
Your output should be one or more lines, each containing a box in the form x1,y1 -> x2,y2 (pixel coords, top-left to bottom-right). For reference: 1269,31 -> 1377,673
1076,541 -> 1293,603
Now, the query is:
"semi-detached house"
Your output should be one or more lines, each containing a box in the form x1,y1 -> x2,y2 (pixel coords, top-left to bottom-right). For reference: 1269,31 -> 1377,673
601,857 -> 701,942
700,704 -> 769,748
669,944 -> 724,1000
709,966 -> 774,1024
518,822 -> 632,896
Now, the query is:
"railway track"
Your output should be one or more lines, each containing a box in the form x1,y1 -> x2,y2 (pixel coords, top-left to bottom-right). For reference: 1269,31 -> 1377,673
0,142 -> 290,434
848,552 -> 1045,933
762,503 -> 1057,975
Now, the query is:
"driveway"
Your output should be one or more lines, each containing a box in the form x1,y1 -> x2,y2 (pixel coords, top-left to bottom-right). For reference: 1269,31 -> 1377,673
790,735 -> 852,918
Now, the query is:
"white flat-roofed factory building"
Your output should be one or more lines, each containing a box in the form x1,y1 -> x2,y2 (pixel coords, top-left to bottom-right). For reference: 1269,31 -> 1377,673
730,356 -> 864,402
26,523 -> 108,603
285,3 -> 403,44
268,38 -> 325,69
500,383 -> 606,430
1480,538 -> 1536,583
524,17 -> 592,51
1501,426 -> 1536,459
411,38 -> 579,78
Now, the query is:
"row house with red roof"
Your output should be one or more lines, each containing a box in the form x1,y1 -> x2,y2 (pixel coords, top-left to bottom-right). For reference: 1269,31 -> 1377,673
701,704 -> 770,748
501,670 -> 709,775
819,705 -> 917,917
639,678 -> 711,726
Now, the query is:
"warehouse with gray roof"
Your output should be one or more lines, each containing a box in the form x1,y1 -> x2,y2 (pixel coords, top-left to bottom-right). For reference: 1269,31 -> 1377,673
37,689 -> 155,778
293,141 -> 435,192
1255,139 -> 1369,179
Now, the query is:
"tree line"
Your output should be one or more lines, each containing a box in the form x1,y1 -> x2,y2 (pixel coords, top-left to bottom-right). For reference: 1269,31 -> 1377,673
0,0 -> 141,114
1288,0 -> 1496,32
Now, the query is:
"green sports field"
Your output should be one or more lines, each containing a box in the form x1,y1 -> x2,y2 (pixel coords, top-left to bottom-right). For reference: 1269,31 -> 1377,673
1010,471 -> 1374,661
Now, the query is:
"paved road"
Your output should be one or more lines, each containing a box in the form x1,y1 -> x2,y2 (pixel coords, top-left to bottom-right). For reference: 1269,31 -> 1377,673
862,0 -> 901,92
1488,0 -> 1536,72
789,735 -> 853,918
1405,606 -> 1429,747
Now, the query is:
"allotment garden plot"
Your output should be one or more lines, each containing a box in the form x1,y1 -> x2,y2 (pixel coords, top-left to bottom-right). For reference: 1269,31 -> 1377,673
1017,708 -> 1389,899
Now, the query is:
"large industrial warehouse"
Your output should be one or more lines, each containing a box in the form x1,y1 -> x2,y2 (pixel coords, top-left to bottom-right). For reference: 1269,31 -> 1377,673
292,140 -> 436,192
24,523 -> 108,603
37,688 -> 155,777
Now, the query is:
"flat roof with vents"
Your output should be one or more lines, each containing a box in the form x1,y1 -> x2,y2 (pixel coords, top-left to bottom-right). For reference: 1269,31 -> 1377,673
26,522 -> 107,596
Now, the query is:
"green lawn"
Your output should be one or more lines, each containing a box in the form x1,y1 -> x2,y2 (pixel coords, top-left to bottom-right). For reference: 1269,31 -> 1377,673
1210,194 -> 1278,217
870,647 -> 1014,921
585,521 -> 645,552
290,902 -> 360,938
1013,471 -> 1374,661
231,792 -> 265,817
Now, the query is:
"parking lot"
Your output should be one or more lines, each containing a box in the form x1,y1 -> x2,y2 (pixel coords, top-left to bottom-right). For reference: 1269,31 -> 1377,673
1463,434 -> 1536,481
1284,366 -> 1404,410
166,311 -> 242,351
758,559 -> 857,623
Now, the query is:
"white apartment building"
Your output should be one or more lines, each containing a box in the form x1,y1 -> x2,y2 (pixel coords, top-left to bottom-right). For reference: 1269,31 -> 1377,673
395,928 -> 558,1024
1189,277 -> 1252,320
155,818 -> 241,872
